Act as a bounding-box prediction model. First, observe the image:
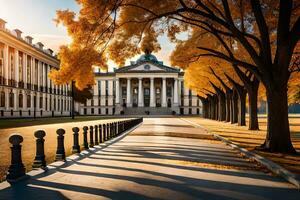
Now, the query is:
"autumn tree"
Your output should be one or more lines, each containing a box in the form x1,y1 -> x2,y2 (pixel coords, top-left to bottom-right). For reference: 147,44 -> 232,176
53,0 -> 300,153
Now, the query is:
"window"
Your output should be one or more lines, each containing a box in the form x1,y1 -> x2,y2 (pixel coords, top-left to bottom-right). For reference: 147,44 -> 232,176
113,80 -> 115,97
91,108 -> 94,114
105,80 -> 108,96
122,87 -> 127,96
144,64 -> 150,70
98,108 -> 101,114
19,94 -> 23,108
9,92 -> 14,108
27,95 -> 31,108
91,99 -> 94,106
0,91 -> 5,107
181,82 -> 184,97
167,87 -> 172,97
98,81 -> 101,95
40,97 -> 43,109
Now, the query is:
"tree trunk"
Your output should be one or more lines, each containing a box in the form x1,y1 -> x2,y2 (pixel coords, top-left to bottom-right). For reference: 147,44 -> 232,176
225,90 -> 232,122
259,86 -> 295,153
238,90 -> 246,126
218,94 -> 226,121
214,95 -> 219,120
248,89 -> 259,130
231,90 -> 238,124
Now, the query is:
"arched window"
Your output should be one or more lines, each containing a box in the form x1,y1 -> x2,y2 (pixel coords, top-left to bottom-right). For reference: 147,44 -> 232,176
19,94 -> 23,108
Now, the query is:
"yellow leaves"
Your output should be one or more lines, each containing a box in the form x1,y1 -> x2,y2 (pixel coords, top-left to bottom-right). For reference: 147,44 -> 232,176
49,45 -> 106,90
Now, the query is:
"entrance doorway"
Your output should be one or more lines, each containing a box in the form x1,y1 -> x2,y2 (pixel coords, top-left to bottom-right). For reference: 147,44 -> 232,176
144,88 -> 150,107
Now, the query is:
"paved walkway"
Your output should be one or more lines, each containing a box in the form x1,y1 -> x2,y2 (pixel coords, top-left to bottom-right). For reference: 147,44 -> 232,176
0,118 -> 299,200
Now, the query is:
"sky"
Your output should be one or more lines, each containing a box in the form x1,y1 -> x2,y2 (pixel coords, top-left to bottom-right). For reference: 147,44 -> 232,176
0,0 -> 176,70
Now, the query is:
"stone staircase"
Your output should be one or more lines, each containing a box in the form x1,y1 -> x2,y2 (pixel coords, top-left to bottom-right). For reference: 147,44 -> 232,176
123,107 -> 173,115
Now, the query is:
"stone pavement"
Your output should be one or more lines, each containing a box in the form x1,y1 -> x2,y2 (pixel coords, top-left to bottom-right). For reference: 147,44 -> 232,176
0,117 -> 299,200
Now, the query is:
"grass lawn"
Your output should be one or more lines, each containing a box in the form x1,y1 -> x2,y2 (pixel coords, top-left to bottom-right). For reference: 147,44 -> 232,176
185,115 -> 300,174
0,116 -> 126,130
0,117 -> 128,182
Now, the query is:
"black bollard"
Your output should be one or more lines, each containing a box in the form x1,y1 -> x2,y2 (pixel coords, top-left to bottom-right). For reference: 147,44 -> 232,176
89,126 -> 94,147
82,126 -> 89,149
55,129 -> 66,161
99,124 -> 102,143
94,125 -> 99,145
114,122 -> 117,137
6,134 -> 26,181
103,124 -> 106,141
111,123 -> 113,138
106,123 -> 110,140
72,127 -> 80,153
32,130 -> 46,168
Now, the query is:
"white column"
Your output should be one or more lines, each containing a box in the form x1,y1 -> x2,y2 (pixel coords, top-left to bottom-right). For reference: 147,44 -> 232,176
93,80 -> 98,96
14,49 -> 19,86
47,65 -> 50,90
138,78 -> 143,107
178,80 -> 182,106
51,95 -> 54,111
32,58 -> 35,87
150,77 -> 155,107
37,60 -> 40,90
42,93 -> 46,110
100,80 -> 105,106
4,44 -> 9,85
43,63 -> 47,91
162,77 -> 167,107
37,92 -> 40,110
115,78 -> 120,104
126,78 -> 131,107
173,78 -> 178,106
30,92 -> 34,110
23,53 -> 27,86
23,91 -> 27,110
13,89 -> 18,110
5,89 -> 9,110
108,80 -> 113,106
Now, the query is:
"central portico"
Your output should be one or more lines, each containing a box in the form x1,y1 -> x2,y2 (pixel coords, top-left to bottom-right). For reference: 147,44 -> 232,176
80,53 -> 202,116
114,53 -> 181,114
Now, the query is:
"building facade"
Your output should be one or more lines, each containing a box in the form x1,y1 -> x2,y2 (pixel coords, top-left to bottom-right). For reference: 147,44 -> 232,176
80,53 -> 202,116
0,19 -> 72,118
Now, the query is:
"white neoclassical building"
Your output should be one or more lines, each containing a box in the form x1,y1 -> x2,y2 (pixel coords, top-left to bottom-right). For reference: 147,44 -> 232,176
0,18 -> 72,118
80,53 -> 202,116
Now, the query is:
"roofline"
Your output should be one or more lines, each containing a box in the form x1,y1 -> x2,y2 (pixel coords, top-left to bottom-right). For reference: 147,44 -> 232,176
0,29 -> 59,63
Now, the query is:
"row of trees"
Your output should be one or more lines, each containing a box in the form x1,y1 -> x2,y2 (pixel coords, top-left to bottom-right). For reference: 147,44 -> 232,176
50,0 -> 300,153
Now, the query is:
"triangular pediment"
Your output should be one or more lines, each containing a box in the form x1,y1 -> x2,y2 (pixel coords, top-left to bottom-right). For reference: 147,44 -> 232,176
115,61 -> 180,73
